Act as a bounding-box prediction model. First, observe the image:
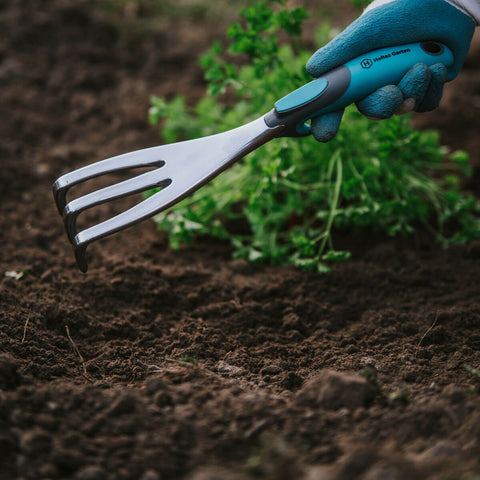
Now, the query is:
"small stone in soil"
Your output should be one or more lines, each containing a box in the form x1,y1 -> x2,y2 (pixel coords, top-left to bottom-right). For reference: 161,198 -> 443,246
295,369 -> 377,410
20,429 -> 52,456
74,465 -> 107,480
186,467 -> 249,480
140,469 -> 162,480
216,361 -> 245,377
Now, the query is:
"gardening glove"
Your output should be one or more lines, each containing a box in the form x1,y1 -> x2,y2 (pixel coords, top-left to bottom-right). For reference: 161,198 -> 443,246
306,0 -> 479,142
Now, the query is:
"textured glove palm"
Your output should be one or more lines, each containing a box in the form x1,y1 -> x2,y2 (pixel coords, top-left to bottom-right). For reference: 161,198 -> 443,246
306,0 -> 476,142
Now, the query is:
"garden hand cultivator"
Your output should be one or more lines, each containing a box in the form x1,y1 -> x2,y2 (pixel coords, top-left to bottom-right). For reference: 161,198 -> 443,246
54,42 -> 453,272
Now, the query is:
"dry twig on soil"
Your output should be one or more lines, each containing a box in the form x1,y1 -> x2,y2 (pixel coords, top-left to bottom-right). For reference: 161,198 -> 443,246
416,312 -> 438,354
21,314 -> 30,344
65,325 -> 92,382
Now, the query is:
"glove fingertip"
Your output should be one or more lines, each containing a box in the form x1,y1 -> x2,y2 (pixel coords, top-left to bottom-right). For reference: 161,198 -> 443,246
416,64 -> 447,112
416,86 -> 444,113
430,63 -> 448,82
311,110 -> 344,143
306,49 -> 330,77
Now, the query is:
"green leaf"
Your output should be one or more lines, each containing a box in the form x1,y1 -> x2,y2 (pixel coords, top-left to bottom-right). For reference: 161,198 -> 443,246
322,251 -> 352,263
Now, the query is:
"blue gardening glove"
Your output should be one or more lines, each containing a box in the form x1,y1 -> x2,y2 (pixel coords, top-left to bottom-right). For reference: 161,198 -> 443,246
306,0 -> 477,143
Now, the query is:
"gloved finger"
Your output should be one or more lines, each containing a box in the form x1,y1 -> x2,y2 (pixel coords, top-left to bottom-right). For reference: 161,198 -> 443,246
311,110 -> 345,143
356,85 -> 404,120
397,63 -> 432,108
416,63 -> 447,112
395,98 -> 416,115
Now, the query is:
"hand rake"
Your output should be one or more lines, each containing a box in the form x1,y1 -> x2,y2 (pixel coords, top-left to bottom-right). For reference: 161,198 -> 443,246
53,41 -> 452,272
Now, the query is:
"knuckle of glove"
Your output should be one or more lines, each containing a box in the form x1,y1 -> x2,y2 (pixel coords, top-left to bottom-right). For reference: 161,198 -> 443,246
356,86 -> 403,120
398,63 -> 432,102
399,63 -> 447,113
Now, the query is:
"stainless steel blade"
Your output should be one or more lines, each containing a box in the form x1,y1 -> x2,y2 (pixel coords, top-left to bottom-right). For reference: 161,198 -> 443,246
72,115 -> 284,271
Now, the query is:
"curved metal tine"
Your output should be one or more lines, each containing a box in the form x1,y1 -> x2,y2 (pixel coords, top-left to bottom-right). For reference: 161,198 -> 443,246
64,116 -> 283,272
72,182 -> 188,272
63,167 -> 173,242
53,146 -> 167,213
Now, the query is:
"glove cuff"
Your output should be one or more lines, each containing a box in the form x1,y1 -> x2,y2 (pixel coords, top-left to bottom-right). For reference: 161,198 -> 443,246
446,0 -> 480,24
365,0 -> 480,25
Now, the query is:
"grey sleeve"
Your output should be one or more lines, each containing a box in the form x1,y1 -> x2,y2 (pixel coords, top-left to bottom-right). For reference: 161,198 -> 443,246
447,0 -> 480,23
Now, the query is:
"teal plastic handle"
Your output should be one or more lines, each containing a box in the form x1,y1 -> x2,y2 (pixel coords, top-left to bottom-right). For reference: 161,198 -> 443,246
265,41 -> 454,136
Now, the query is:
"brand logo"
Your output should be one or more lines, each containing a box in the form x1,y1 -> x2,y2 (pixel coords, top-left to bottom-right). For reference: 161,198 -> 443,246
361,59 -> 373,69
361,48 -> 411,69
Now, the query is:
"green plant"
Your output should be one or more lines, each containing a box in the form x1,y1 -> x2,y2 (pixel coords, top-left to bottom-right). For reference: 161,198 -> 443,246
179,355 -> 198,365
358,365 -> 381,390
148,0 -> 479,272
465,364 -> 480,379
464,364 -> 480,395
388,387 -> 411,405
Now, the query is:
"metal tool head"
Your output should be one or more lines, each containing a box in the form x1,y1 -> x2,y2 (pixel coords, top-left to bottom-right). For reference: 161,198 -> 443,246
53,116 -> 283,272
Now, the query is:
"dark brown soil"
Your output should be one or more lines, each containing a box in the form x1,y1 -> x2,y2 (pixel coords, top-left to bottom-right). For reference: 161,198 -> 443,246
1,2 -> 480,479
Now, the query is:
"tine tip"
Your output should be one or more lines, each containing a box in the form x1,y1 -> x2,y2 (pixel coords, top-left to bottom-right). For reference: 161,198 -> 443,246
73,242 -> 89,273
